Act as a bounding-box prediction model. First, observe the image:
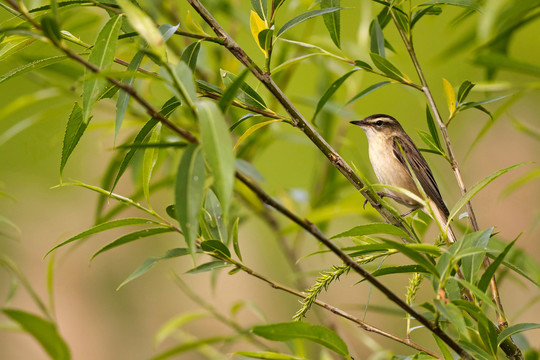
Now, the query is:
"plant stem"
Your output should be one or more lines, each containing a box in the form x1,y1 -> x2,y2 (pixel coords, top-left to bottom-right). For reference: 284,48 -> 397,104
387,6 -> 521,359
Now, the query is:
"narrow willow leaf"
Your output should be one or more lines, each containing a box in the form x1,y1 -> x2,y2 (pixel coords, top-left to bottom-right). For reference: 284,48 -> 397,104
200,190 -> 228,243
250,10 -> 268,54
220,69 -> 267,109
442,78 -> 456,116
433,334 -> 454,360
3,309 -> 70,360
425,105 -> 442,150
60,103 -> 86,177
186,260 -> 229,274
198,100 -> 235,221
201,240 -> 231,258
219,68 -> 251,112
446,162 -> 527,225
276,8 -> 343,38
454,278 -> 498,311
474,53 -> 540,78
151,336 -> 231,360
411,5 -> 442,29
457,80 -> 474,104
232,218 -> 242,261
116,0 -> 165,61
369,53 -> 408,82
44,218 -> 160,257
252,322 -> 349,357
236,159 -> 265,182
258,28 -> 274,51
0,36 -> 36,62
312,69 -> 358,123
460,95 -> 507,110
82,15 -> 122,123
115,50 -> 144,144
460,228 -> 491,284
181,41 -> 201,72
41,16 -> 62,45
331,223 -> 411,240
478,239 -> 516,292
380,239 -> 439,277
90,227 -> 174,261
497,323 -> 540,345
235,120 -> 281,150
234,351 -> 303,360
478,317 -> 498,356
154,312 -> 209,345
417,130 -> 444,155
346,81 -> 390,105
434,300 -> 468,338
111,97 -> 180,192
161,61 -> 198,108
369,18 -> 385,57
321,0 -> 340,48
142,123 -> 161,207
251,0 -> 268,23
175,144 -> 206,253
0,55 -> 67,85
364,264 -> 428,280
117,248 -> 190,289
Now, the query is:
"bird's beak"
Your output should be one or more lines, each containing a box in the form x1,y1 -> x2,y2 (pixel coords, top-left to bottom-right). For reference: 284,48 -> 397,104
350,119 -> 368,127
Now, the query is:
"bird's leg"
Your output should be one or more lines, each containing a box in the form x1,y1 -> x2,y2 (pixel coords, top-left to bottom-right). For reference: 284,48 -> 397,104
363,192 -> 401,210
400,207 -> 420,217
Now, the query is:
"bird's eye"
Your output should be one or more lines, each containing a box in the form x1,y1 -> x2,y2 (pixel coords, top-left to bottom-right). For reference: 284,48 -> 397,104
375,120 -> 383,126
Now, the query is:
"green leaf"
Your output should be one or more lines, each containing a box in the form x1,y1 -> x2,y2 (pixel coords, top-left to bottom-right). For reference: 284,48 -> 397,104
200,190 -> 228,243
117,248 -> 190,290
116,0 -> 165,61
181,41 -> 202,72
369,52 -> 408,82
232,217 -> 242,261
251,0 -> 268,23
186,260 -> 230,274
258,28 -> 274,51
234,119 -> 281,150
380,239 -> 439,277
420,0 -> 481,11
460,228 -> 491,284
366,264 -> 428,279
474,53 -> 540,78
198,100 -> 235,221
369,17 -> 385,57
497,323 -> 540,345
219,68 -> 251,112
252,322 -> 349,357
478,317 -> 498,356
417,130 -> 444,155
454,277 -> 498,311
234,351 -> 304,360
460,95 -> 507,111
41,16 -> 62,45
346,81 -> 390,105
331,223 -> 412,240
478,239 -> 516,292
434,300 -> 468,338
151,336 -> 231,360
142,123 -> 161,207
276,8 -> 343,38
411,6 -> 442,29
0,55 -> 67,85
82,15 -> 122,123
175,144 -> 206,254
457,80 -> 474,104
45,218 -> 160,258
201,240 -> 231,258
312,69 -> 358,123
446,162 -> 527,225
220,69 -> 267,109
162,61 -> 198,108
433,334 -> 454,360
60,103 -> 86,177
90,227 -> 174,261
111,97 -> 180,192
236,159 -> 265,182
3,309 -> 70,360
425,105 -> 442,150
321,0 -> 340,48
115,50 -> 145,144
0,36 -> 36,62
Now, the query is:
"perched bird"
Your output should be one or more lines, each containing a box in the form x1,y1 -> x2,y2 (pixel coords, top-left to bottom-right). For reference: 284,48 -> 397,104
350,114 -> 456,243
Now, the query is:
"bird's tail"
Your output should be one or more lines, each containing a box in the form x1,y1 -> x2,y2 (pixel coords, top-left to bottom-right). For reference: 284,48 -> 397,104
430,200 -> 457,243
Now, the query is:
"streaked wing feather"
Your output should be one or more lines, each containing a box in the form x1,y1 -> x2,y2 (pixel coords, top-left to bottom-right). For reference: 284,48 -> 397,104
393,136 -> 449,217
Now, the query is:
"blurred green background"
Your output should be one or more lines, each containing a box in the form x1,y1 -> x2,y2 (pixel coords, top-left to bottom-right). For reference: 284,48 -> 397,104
0,0 -> 539,359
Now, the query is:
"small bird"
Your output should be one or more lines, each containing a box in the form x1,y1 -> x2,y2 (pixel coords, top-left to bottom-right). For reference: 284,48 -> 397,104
350,114 -> 456,243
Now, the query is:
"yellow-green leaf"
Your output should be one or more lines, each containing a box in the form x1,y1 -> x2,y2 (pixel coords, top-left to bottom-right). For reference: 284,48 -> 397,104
250,10 -> 268,55
234,120 -> 281,150
442,78 -> 456,116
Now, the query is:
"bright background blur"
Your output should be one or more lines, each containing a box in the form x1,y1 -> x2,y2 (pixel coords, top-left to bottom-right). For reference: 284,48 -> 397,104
0,0 -> 539,359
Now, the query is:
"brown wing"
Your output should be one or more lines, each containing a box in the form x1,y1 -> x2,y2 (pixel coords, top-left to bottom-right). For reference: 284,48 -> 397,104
392,136 -> 449,217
